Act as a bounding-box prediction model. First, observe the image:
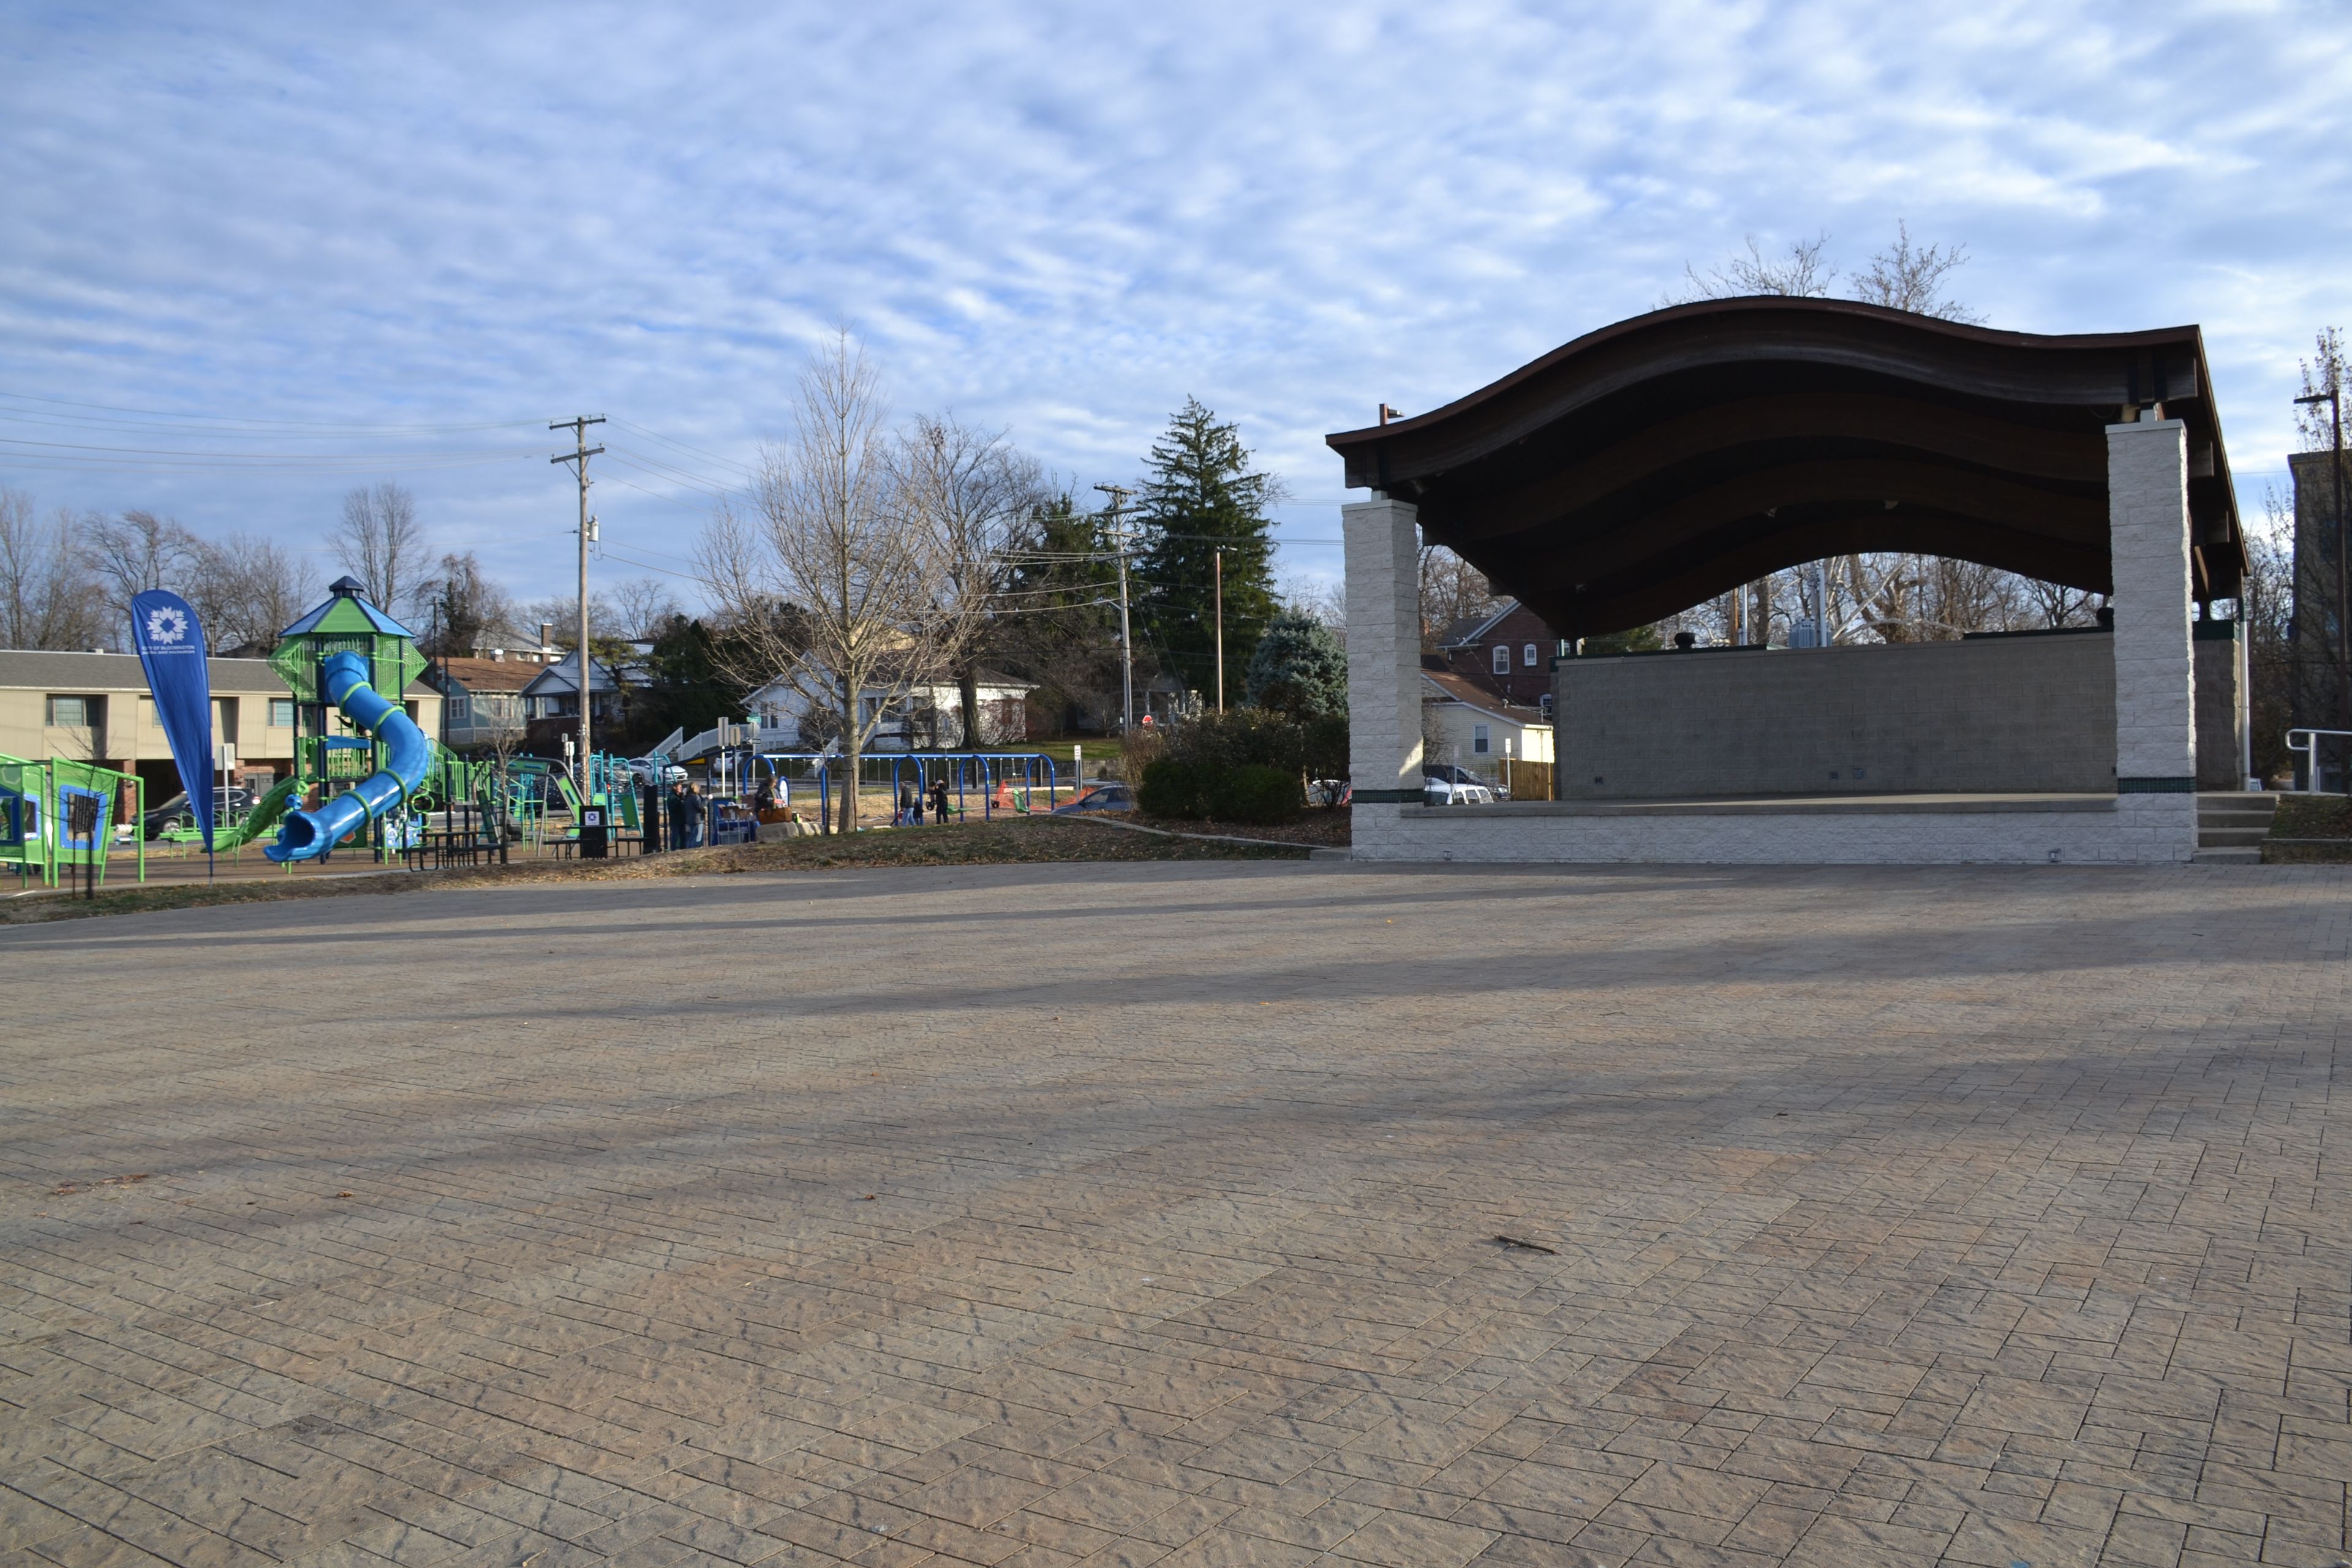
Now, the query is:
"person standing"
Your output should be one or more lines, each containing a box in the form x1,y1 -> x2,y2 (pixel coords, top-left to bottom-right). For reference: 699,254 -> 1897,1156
929,774 -> 951,826
679,782 -> 707,848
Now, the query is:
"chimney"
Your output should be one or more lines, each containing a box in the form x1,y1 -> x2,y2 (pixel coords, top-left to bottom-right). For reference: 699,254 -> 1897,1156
538,622 -> 553,661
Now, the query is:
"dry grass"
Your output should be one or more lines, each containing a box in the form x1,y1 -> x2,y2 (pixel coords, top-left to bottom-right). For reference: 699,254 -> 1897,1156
0,818 -> 1302,926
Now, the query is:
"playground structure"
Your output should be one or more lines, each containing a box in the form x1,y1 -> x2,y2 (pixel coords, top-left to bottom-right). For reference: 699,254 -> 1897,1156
0,754 -> 145,890
259,579 -> 436,863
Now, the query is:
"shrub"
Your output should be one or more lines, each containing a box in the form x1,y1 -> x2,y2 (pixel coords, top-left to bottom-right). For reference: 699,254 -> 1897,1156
1136,758 -> 1209,818
1165,707 -> 1304,774
1208,764 -> 1303,825
1301,714 -> 1348,785
1107,723 -> 1164,783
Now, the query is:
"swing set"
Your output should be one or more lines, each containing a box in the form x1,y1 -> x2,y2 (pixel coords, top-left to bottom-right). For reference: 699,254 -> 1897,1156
739,752 -> 1069,828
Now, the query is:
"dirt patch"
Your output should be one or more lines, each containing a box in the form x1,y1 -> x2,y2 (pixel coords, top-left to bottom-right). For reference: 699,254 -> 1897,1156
0,818 -> 1302,925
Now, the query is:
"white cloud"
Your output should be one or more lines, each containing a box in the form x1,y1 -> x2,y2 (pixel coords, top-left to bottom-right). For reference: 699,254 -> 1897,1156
0,0 -> 2346,603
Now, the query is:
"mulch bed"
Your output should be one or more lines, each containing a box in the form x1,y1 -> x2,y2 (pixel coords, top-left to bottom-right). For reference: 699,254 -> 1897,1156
1131,808 -> 1351,848
2260,795 -> 2352,862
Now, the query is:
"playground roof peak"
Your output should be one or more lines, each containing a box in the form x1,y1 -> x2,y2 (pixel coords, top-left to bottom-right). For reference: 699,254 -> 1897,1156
279,580 -> 417,640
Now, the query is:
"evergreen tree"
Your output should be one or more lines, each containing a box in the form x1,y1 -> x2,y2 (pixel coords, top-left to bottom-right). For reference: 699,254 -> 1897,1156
635,612 -> 754,747
1244,609 -> 1346,722
1133,398 -> 1278,700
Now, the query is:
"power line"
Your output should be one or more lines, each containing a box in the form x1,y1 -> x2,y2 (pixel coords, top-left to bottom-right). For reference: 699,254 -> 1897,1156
0,390 -> 548,433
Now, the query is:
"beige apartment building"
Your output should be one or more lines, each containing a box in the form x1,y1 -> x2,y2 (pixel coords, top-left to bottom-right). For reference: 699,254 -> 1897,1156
0,650 -> 442,805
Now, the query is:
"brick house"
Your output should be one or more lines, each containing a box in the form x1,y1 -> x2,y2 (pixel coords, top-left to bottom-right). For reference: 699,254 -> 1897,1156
1433,600 -> 1559,710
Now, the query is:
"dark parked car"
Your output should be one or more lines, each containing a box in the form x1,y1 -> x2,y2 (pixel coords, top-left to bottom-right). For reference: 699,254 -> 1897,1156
143,786 -> 257,839
1053,782 -> 1134,814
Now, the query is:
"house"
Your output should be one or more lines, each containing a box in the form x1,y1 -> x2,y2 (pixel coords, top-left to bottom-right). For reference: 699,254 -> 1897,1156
518,650 -> 639,751
1434,600 -> 1560,711
0,649 -> 442,805
748,671 -> 1038,752
1422,668 -> 1553,776
423,656 -> 540,751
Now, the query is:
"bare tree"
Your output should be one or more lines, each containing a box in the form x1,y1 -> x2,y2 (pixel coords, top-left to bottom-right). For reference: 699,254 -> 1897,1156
1849,221 -> 1981,322
0,489 -> 105,650
88,509 -> 200,647
189,533 -> 317,653
1280,573 -> 1346,650
609,576 -> 683,643
416,551 -> 519,655
697,331 -> 962,833
526,590 -> 622,649
2296,327 -> 2345,451
1670,232 -> 1837,304
897,414 -> 1047,746
335,482 -> 424,612
1419,544 -> 1506,649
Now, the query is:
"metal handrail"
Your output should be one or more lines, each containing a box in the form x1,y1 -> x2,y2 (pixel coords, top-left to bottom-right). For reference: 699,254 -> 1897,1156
2286,728 -> 2352,794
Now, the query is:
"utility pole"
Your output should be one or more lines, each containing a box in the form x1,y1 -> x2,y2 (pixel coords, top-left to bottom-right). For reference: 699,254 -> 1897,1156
551,416 -> 605,801
1214,548 -> 1224,712
1095,484 -> 1135,733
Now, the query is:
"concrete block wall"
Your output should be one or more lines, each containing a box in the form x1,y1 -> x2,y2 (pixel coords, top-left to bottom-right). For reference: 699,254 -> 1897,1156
1351,797 -> 2193,864
1343,498 -> 1424,818
1554,634 -> 2116,797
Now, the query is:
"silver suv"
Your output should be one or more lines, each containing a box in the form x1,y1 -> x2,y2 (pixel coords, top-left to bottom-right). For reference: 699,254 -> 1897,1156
1423,765 -> 1498,805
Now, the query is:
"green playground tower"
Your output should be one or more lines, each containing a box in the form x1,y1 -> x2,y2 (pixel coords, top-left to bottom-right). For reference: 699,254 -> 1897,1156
271,576 -> 428,859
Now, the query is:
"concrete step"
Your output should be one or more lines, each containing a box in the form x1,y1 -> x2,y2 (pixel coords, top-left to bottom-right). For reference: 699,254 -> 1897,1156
2198,799 -> 2277,813
2197,827 -> 2271,848
2192,846 -> 2264,864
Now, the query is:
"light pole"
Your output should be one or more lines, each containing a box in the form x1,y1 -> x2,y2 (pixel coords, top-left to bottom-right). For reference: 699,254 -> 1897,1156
2296,383 -> 2348,731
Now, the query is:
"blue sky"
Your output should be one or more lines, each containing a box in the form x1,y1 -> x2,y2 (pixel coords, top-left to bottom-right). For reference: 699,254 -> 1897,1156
3,1 -> 2347,610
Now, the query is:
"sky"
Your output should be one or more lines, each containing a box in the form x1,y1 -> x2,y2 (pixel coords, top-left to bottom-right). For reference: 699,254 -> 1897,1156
3,0 -> 2348,616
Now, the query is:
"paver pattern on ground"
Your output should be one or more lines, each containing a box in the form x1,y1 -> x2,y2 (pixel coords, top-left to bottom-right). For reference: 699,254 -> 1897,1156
2,861 -> 2348,1568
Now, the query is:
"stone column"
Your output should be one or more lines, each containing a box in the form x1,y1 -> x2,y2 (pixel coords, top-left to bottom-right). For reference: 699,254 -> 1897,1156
2106,415 -> 2198,859
1343,496 -> 1422,856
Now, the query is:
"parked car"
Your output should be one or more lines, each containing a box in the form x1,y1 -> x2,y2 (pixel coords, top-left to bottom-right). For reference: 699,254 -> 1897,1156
142,785 -> 257,839
1423,766 -> 1496,806
1054,782 -> 1134,814
628,758 -> 687,786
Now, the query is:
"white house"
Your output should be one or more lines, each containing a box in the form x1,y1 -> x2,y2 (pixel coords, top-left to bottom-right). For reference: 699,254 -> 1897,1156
747,671 -> 1036,752
1422,669 -> 1553,776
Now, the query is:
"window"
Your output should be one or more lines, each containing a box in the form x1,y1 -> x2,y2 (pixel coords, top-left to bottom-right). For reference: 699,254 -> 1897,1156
1523,643 -> 1539,668
270,698 -> 295,727
1472,723 -> 1490,755
1491,644 -> 1510,675
1539,693 -> 1555,718
45,695 -> 90,726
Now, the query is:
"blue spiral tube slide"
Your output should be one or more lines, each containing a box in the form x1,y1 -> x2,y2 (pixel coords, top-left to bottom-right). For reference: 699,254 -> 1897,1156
265,650 -> 430,862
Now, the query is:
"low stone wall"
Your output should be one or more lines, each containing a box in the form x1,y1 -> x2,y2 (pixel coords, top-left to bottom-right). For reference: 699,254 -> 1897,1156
1554,632 -> 2117,797
1351,793 -> 2198,865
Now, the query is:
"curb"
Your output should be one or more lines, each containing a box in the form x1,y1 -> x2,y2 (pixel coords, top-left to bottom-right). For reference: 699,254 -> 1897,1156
1057,815 -> 1329,856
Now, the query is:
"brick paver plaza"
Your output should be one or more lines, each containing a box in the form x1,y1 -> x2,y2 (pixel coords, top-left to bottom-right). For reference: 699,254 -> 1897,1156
5,862 -> 2348,1568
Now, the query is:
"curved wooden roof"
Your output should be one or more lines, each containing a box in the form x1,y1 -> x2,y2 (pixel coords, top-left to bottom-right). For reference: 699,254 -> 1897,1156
1327,298 -> 2243,638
